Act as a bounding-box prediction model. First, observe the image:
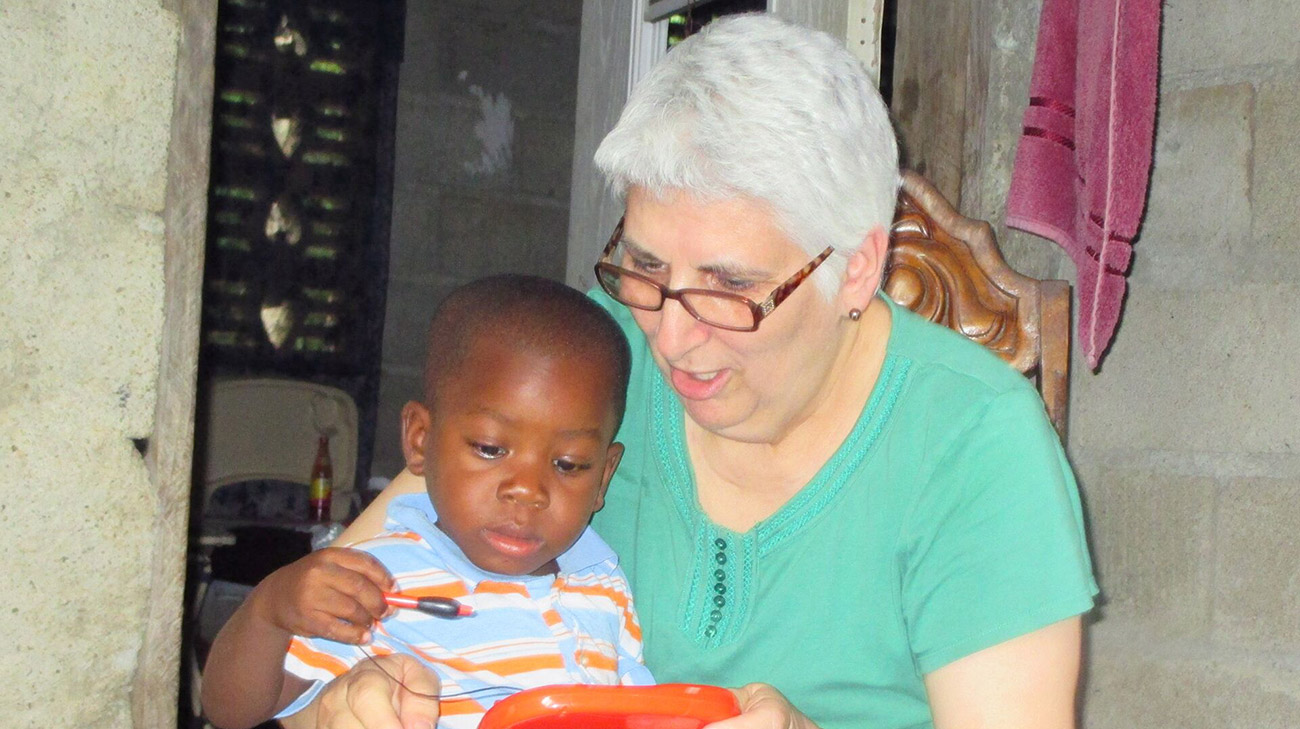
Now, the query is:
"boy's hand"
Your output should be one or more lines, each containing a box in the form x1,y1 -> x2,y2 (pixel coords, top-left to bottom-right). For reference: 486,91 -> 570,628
248,546 -> 397,644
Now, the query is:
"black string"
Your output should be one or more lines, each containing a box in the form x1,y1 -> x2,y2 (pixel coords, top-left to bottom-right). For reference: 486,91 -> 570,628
357,645 -> 524,702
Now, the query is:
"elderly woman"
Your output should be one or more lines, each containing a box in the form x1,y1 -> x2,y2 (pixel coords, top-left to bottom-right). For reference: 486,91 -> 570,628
292,13 -> 1096,729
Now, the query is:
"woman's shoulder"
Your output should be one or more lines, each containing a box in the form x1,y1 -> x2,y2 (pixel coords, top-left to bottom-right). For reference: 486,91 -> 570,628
885,297 -> 1039,401
879,298 -> 1056,450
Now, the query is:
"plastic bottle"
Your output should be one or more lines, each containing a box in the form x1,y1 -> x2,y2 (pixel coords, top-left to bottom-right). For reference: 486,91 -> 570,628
309,435 -> 333,522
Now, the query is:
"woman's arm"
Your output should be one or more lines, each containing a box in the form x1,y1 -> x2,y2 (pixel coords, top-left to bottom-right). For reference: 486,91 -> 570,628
924,617 -> 1083,729
706,616 -> 1080,729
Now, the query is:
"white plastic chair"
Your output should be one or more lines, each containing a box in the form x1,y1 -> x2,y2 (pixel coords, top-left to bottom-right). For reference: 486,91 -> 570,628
199,376 -> 359,521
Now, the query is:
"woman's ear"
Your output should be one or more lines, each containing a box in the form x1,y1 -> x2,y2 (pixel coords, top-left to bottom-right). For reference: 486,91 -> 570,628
839,225 -> 891,314
400,401 -> 433,476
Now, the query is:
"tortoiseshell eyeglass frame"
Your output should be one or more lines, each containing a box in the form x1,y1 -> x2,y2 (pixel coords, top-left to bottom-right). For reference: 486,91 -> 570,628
593,216 -> 834,333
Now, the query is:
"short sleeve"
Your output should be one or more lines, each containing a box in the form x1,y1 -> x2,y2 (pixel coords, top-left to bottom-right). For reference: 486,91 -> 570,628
900,388 -> 1097,673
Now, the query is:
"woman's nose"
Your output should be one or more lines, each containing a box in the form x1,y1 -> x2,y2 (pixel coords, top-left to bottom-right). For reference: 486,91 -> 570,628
651,296 -> 710,362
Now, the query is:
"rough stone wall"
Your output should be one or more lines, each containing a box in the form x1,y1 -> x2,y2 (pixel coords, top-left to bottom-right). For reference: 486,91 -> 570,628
971,1 -> 1300,725
0,1 -> 180,726
372,0 -> 584,478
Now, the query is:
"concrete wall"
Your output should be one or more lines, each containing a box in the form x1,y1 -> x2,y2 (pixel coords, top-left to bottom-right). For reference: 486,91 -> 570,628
968,1 -> 1300,726
0,1 -> 197,726
372,0 -> 585,479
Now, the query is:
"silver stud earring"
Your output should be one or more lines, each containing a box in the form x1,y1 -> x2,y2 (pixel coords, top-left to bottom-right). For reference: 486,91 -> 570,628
849,308 -> 862,321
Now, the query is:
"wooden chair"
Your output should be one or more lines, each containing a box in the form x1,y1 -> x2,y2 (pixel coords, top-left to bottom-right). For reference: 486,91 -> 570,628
884,170 -> 1071,440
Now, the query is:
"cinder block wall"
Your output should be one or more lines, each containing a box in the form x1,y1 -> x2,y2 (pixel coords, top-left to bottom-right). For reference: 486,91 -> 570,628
0,1 -> 179,725
372,0 -> 584,478
971,1 -> 1300,725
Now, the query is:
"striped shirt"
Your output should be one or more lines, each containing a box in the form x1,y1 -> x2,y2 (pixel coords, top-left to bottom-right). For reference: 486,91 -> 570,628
279,494 -> 654,728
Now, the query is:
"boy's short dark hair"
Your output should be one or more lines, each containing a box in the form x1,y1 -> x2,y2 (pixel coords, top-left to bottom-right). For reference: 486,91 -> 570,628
422,274 -> 632,430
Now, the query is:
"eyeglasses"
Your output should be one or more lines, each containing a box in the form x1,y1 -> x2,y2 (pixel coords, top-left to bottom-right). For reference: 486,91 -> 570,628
593,217 -> 833,332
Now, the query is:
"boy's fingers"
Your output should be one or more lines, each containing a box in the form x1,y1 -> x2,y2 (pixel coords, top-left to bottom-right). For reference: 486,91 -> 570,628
356,581 -> 391,621
334,567 -> 390,620
312,615 -> 370,645
326,548 -> 398,591
311,593 -> 378,640
328,561 -> 394,620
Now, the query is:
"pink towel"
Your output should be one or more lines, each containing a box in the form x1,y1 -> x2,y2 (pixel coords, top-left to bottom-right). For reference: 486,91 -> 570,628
1005,0 -> 1162,370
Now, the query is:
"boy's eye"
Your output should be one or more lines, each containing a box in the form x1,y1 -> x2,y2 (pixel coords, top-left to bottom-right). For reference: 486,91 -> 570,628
553,458 -> 592,475
471,442 -> 506,459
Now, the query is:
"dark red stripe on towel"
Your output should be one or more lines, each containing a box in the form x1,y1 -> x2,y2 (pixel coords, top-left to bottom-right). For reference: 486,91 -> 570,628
1023,126 -> 1077,151
1088,212 -> 1135,243
1083,246 -> 1130,276
1029,96 -> 1077,118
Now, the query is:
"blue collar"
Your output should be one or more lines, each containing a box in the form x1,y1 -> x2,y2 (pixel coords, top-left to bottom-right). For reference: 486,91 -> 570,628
384,493 -> 617,591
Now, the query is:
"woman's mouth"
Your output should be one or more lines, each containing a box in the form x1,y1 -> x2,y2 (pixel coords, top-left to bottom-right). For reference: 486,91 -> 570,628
669,367 -> 730,400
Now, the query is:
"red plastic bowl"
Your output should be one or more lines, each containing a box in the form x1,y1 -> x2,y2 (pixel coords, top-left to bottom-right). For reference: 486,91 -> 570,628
478,683 -> 740,729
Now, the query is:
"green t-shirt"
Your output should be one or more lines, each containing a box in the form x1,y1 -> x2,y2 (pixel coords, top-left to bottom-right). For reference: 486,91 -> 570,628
590,291 -> 1098,729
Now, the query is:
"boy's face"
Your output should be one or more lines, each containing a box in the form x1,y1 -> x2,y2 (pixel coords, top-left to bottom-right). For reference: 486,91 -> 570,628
401,339 -> 623,577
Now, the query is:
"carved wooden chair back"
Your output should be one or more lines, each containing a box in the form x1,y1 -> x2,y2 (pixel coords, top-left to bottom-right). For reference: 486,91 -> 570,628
884,170 -> 1071,440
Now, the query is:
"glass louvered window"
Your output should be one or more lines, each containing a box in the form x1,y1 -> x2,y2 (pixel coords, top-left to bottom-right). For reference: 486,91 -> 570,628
200,0 -> 402,485
202,0 -> 400,377
665,0 -> 767,47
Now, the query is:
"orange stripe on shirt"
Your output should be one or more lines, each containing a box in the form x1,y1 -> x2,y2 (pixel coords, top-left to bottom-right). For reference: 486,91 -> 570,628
377,531 -> 424,542
402,583 -> 470,599
622,610 -> 643,643
575,649 -> 618,672
405,642 -> 566,676
556,581 -> 631,610
474,580 -> 530,596
558,579 -> 642,641
402,643 -> 487,675
481,653 -> 567,675
288,638 -> 352,676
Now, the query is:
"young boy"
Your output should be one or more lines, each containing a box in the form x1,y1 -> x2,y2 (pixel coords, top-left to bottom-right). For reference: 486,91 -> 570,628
201,274 -> 653,729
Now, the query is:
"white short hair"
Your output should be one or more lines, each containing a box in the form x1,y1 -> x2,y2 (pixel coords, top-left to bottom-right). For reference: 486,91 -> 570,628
595,13 -> 900,297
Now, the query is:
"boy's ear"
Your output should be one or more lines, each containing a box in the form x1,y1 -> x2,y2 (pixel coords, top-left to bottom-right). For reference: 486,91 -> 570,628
593,442 -> 624,513
838,225 -> 890,313
400,401 -> 433,476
